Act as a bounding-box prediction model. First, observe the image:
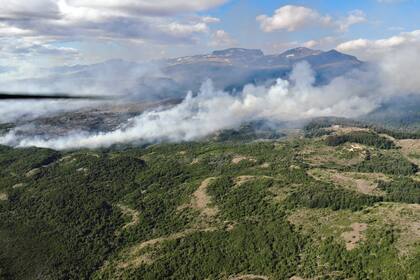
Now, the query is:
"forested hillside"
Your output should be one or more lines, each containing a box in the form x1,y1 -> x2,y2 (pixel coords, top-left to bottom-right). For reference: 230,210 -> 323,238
0,126 -> 419,280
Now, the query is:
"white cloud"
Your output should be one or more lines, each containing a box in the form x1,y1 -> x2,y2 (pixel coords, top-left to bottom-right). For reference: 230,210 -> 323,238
165,22 -> 209,37
257,5 -> 366,33
0,0 -> 227,71
303,36 -> 340,49
338,10 -> 367,32
0,37 -> 79,59
337,30 -> 420,95
210,30 -> 236,47
257,5 -> 332,32
337,29 -> 420,60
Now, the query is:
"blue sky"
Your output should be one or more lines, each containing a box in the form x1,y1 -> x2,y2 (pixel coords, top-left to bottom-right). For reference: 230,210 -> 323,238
206,0 -> 420,51
0,0 -> 419,75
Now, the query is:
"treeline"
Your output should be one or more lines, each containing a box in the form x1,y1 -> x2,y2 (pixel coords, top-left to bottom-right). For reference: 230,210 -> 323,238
303,118 -> 420,140
215,122 -> 285,142
379,178 -> 420,204
348,152 -> 418,176
126,221 -> 305,280
373,127 -> 420,139
325,131 -> 396,149
287,183 -> 382,211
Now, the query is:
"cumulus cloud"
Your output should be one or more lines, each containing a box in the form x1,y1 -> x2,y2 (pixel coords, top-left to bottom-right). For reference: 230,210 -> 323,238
337,29 -> 420,60
210,30 -> 237,47
337,10 -> 367,32
257,5 -> 366,32
257,5 -> 332,32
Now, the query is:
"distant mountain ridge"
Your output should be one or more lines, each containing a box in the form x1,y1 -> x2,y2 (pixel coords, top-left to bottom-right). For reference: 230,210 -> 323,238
166,47 -> 360,69
0,47 -> 363,102
163,47 -> 362,94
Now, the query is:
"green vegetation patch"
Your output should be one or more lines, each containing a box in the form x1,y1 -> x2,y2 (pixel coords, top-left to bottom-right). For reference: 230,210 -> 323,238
325,131 -> 396,149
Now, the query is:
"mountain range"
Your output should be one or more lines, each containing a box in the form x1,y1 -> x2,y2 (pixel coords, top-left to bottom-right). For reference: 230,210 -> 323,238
0,47 -> 362,101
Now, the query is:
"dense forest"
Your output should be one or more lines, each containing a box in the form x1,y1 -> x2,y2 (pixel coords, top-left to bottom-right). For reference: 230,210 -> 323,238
0,124 -> 419,279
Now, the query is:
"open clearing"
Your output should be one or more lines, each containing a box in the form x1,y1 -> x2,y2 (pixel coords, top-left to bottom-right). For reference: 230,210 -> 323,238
308,168 -> 387,195
231,155 -> 257,164
191,177 -> 219,217
397,139 -> 420,166
301,143 -> 366,167
288,203 -> 420,256
326,126 -> 370,135
341,223 -> 368,250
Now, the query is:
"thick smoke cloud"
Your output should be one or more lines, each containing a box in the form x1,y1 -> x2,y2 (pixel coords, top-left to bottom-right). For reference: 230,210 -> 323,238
0,61 -> 394,149
0,100 -> 99,123
0,59 -> 173,123
1,44 -> 419,150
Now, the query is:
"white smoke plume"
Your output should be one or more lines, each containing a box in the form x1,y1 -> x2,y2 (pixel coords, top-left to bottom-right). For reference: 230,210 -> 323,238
1,44 -> 419,150
0,63 -> 389,149
0,60 -> 171,123
0,100 -> 103,123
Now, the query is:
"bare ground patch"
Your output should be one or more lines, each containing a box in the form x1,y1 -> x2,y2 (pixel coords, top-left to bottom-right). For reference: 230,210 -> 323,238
234,176 -> 256,187
341,223 -> 368,250
12,183 -> 26,189
289,203 -> 420,256
308,168 -> 387,195
326,125 -> 370,135
191,177 -> 219,217
366,203 -> 420,256
190,158 -> 200,165
117,204 -> 140,230
25,168 -> 41,177
259,162 -> 270,168
397,139 -> 420,166
0,193 -> 7,201
228,274 -> 269,280
301,144 -> 366,167
232,155 -> 257,164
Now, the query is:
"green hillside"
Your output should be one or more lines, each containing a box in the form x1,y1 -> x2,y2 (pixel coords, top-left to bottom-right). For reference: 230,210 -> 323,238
0,127 -> 419,279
